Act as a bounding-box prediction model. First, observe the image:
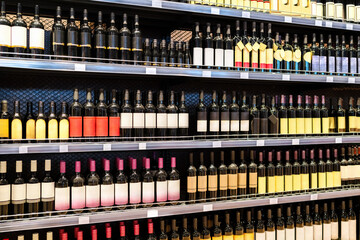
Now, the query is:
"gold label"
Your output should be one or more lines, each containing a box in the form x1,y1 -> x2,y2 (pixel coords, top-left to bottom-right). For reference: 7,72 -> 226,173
220,174 -> 228,190
284,50 -> 292,62
238,172 -> 247,188
311,172 -> 318,189
280,118 -> 288,134
349,116 -> 356,132
235,46 -> 243,62
288,118 -> 296,134
0,119 -> 9,138
329,117 -> 335,130
301,173 -> 309,190
212,237 -> 222,240
48,119 -> 58,139
36,119 -> 46,139
234,235 -> 244,240
285,175 -> 293,191
249,172 -> 257,188
228,174 -> 237,190
292,174 -> 301,191
326,172 -> 333,188
11,119 -> 22,139
252,51 -> 258,66
322,117 -> 329,133
198,175 -> 207,192
296,118 -> 305,134
318,172 -> 326,188
259,43 -> 267,51
223,236 -> 233,240
187,176 -> 197,193
304,118 -> 312,134
304,52 -> 312,63
260,50 -> 266,65
274,50 -> 283,61
338,116 -> 345,131
258,176 -> 266,194
275,175 -> 284,192
252,42 -> 260,52
237,41 -> 245,50
245,43 -> 253,52
266,48 -> 273,64
293,49 -> 301,62
217,0 -> 224,6
312,118 -> 321,134
267,176 -> 275,193
208,175 -> 218,191
244,233 -> 254,240
26,119 -> 36,139
333,171 -> 341,187
243,49 -> 250,63
59,119 -> 69,139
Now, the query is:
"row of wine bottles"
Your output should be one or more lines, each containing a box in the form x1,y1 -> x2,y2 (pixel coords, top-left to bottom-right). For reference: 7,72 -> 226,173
193,21 -> 360,75
0,89 -> 189,140
5,199 -> 358,240
187,146 -> 359,200
0,156 -> 180,218
196,91 -> 360,135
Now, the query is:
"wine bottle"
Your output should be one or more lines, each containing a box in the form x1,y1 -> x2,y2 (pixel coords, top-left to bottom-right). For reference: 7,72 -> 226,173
83,89 -> 96,138
0,1 -> 10,55
266,209 -> 275,239
346,0 -> 356,21
340,147 -> 348,185
132,15 -> 142,65
157,90 -> 167,138
348,36 -> 357,76
275,151 -> 284,193
223,213 -> 234,238
213,151 -> 226,199
121,89 -> 133,138
55,161 -> 70,212
177,91 -> 189,136
245,211 -> 254,240
85,159 -> 100,210
320,95 -> 329,134
250,22 -> 259,71
357,98 -> 360,132
220,91 -> 230,135
107,12 -> 119,61
337,98 -> 346,132
25,102 -> 35,139
327,35 -> 335,75
203,23 -> 214,69
347,147 -> 355,185
276,208 -> 285,240
185,42 -> 192,68
341,200 -> 349,239
11,101 -> 22,141
108,90 -> 120,137
334,35 -> 342,74
71,161 -> 85,211
267,151 -> 276,194
130,158 -> 141,204
304,95 -> 313,134
177,42 -> 185,67
309,149 -> 318,189
234,20 -> 243,69
94,11 -> 106,60
209,90 -> 220,136
152,39 -> 160,65
242,21 -> 251,70
279,95 -> 288,135
47,101 -> 58,140
115,158 -> 128,206
284,151 -> 293,192
66,8 -> 78,58
348,97 -> 356,132
323,203 -> 331,240
0,100 -> 10,140
29,5 -> 44,56
195,91 -> 207,136
212,214 -> 222,239
333,148 -> 341,187
296,206 -> 304,240
160,40 -> 168,67
168,157 -> 180,202
330,201 -> 339,239
326,0 -> 335,19
101,159 -> 114,207
283,33 -> 293,72
0,161 -> 9,219
80,9 -> 91,59
201,216 -> 211,239
318,149 -> 326,188
35,101 -> 46,141
292,150 -> 301,192
198,152 -> 207,201
167,91 -> 178,137
296,95 -> 305,134
144,90 -> 156,138
285,206 -> 295,240
68,89 -> 83,139
324,149 -> 334,189
170,219 -> 179,240
142,158 -> 154,204
312,95 -> 321,134
248,150 -> 258,194
214,24 -> 224,69
318,34 -> 327,74
240,92 -> 250,134
11,3 -> 27,55
26,160 -> 40,215
159,220 -> 168,240
311,34 -> 320,74
95,89 -> 108,137
227,92 -> 240,136
304,205 -> 313,240
58,102 -> 69,140
259,22 -> 266,71
328,98 -> 337,133
287,95 -> 296,135
155,158 -> 167,204
144,38 -> 151,65
120,13 -> 130,63
293,34 -> 301,73
274,32 -> 284,72
341,35 -> 349,75
257,152 -> 266,195
302,35 -> 312,74
300,150 -> 309,190
193,22 -> 203,68
259,94 -> 268,134
313,204 -> 323,239
187,153 -> 197,202
207,152 -> 217,200
250,95 -> 260,134
169,40 -> 176,67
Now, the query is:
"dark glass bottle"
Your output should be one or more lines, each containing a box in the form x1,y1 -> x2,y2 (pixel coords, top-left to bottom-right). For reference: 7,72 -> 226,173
279,95 -> 288,135
230,91 -> 240,135
83,89 -> 96,139
12,3 -> 27,55
260,94 -> 269,135
167,91 -> 178,137
178,91 -> 189,136
69,89 -> 83,139
184,42 -> 192,68
95,89 -> 108,138
133,90 -> 145,138
108,89 -> 120,138
198,152 -> 207,202
26,160 -> 40,216
66,8 -> 78,58
182,218 -> 191,240
309,149 -> 318,189
121,89 -> 133,138
107,12 -> 119,61
283,33 -> 293,72
304,95 -> 312,135
327,34 -> 335,74
292,34 -> 301,73
300,150 -> 309,191
197,90 -> 207,136
318,149 -> 326,189
250,95 -> 260,134
266,209 -> 275,239
29,5 -> 44,56
341,35 -> 349,75
302,35 -> 312,73
266,23 -> 274,71
0,100 -> 10,140
193,22 -> 203,69
201,216 -> 211,240
94,11 -> 106,60
273,32 -> 284,72
11,101 -> 22,141
160,40 -> 168,67
304,205 -> 313,237
156,158 -> 167,204
41,159 -> 54,214
240,92 -> 250,134
0,160 -> 8,219
287,95 -> 296,135
157,90 -> 167,138
120,13 -> 130,63
275,151 -> 284,193
213,215 -> 222,238
0,1 -> 10,54
152,39 -> 160,66
177,42 -> 185,67
209,90 -> 220,136
192,218 -> 201,240
330,201 -> 338,239
284,151 -> 292,192
311,33 -> 320,74
238,150 -> 247,195
144,38 -> 151,66
333,148 -> 341,188
214,24 -> 224,70
36,101 -> 46,142
132,15 -> 142,65
208,152 -> 217,200
329,98 -> 337,133
245,211 -> 254,239
220,91 -> 230,135
337,98 -> 346,133
276,208 -> 285,238
145,90 -> 156,138
292,150 -> 301,192
187,153 -> 197,202
80,9 -> 92,59
169,40 -> 176,67
235,211 -> 244,239
312,95 -> 321,134
234,20 -> 242,70
228,151 -> 238,197
204,23 -> 214,69
267,151 -> 276,194
319,34 -> 327,74
257,152 -> 266,195
248,150 -> 258,194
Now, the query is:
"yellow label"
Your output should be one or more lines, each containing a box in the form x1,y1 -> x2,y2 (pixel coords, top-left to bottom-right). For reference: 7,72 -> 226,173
252,42 -> 260,52
26,119 -> 35,139
220,174 -> 227,190
237,41 -> 245,50
223,236 -> 233,240
228,174 -> 237,190
311,172 -> 317,189
235,46 -> 243,63
250,0 -> 257,9
0,119 -> 9,138
224,0 -> 231,6
259,43 -> 267,51
288,118 -> 296,134
236,0 -> 244,9
280,49 -> 285,59
293,49 -> 301,62
296,118 -> 305,134
258,176 -> 266,194
266,48 -> 273,64
301,173 -> 309,190
209,0 -> 216,4
36,119 -> 46,140
209,175 -> 218,191
333,171 -> 341,187
59,119 -> 70,139
338,116 -> 345,131
304,118 -> 312,134
285,175 -> 292,191
243,49 -> 250,63
322,117 -> 329,133
11,119 -> 22,140
326,172 -> 333,188
213,237 -> 222,240
357,116 -> 360,132
275,175 -> 284,192
312,118 -> 321,134
349,116 -> 356,132
244,233 -> 254,240
260,50 -> 266,65
234,235 -> 244,240
274,50 -> 283,61
280,118 -> 288,134
267,176 -> 275,193
216,0 -> 224,6
284,50 -> 292,62
318,172 -> 326,188
245,43 -> 252,52
329,117 -> 335,130
304,52 -> 312,63
252,51 -> 258,66
238,172 -> 247,188
244,0 -> 250,7
292,174 -> 301,191
48,119 -> 58,139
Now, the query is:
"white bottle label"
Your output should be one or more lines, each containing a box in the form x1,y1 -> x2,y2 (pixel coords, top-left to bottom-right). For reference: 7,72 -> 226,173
328,56 -> 335,72
71,186 -> 85,209
167,113 -> 179,128
11,184 -> 26,202
285,228 -> 295,240
224,49 -> 234,67
336,56 -> 342,73
85,185 -> 100,208
341,165 -> 348,180
156,180 -> 168,202
331,222 -> 338,239
26,183 -> 40,201
197,120 -> 207,132
193,47 -> 203,66
313,225 -> 322,239
41,182 -> 55,200
167,179 -> 180,201
29,28 -> 45,49
215,49 -> 224,67
54,187 -> 70,210
341,221 -> 349,240
241,120 -> 250,131
231,120 -> 240,131
210,120 -> 220,132
142,182 -> 155,203
265,230 -> 275,240
11,26 -> 27,48
221,120 -> 230,132
304,226 -> 313,240
311,1 -> 317,16
101,184 -> 114,206
296,227 -> 304,240
350,57 -> 357,74
319,56 -> 327,72
276,229 -> 285,240
342,57 -> 349,73
157,113 -> 168,128
179,113 -> 189,128
204,48 -> 214,66
130,182 -> 141,204
312,55 -> 320,71
120,113 -> 133,129
349,220 -> 356,240
115,182 -> 128,205
0,184 -> 10,202
255,232 -> 265,240
133,113 -> 145,128
0,25 -> 11,47
323,223 -> 331,240
145,113 -> 156,128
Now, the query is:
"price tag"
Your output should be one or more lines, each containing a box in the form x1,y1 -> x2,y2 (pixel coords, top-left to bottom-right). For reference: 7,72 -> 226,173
152,0 -> 162,8
78,216 -> 90,224
103,144 -> 111,151
310,194 -> 318,200
19,146 -> 28,154
269,198 -> 278,205
242,11 -> 250,18
315,20 -> 322,26
203,204 -> 213,212
212,141 -> 222,148
346,23 -> 354,30
335,137 -> 342,144
139,143 -> 147,150
211,7 -> 220,15
147,209 -> 159,218
282,74 -> 290,81
146,67 -> 157,75
348,77 -> 355,84
326,76 -> 333,83
74,64 -> 86,71
256,140 -> 265,147
292,139 -> 300,145
202,71 -> 212,78
240,72 -> 249,79
325,21 -> 333,28
59,145 -> 68,153
284,16 -> 292,23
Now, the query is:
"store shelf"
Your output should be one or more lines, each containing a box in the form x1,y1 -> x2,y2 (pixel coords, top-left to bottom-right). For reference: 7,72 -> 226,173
89,0 -> 360,32
1,187 -> 359,233
0,134 -> 358,155
0,57 -> 359,84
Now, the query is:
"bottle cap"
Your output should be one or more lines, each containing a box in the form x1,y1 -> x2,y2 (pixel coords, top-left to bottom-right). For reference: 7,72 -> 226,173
75,161 -> 81,173
158,158 -> 163,169
171,157 -> 176,168
60,160 -> 66,173
89,159 -> 96,172
104,159 -> 110,171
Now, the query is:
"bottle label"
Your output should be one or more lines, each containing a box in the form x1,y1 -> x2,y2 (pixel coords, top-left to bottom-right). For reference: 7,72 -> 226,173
328,56 -> 335,72
12,183 -> 26,203
240,112 -> 250,131
275,175 -> 284,192
244,233 -> 254,240
142,182 -> 155,203
341,165 -> 348,180
223,236 -> 233,240
258,176 -> 266,193
338,116 -> 346,131
156,180 -> 168,202
321,118 -> 329,133
265,231 -> 275,240
71,186 -> 85,209
276,230 -> 285,240
318,172 -> 326,188
341,221 -> 349,239
266,48 -> 273,69
107,33 -> 118,49
301,173 -> 309,190
221,118 -> 230,132
120,36 -> 130,50
204,48 -> 214,66
215,49 -> 224,67
304,52 -> 312,64
243,48 -> 250,67
115,182 -> 128,205
0,119 -> 9,138
313,225 -> 322,239
55,187 -> 70,210
41,182 -> 54,201
293,49 -> 301,63
280,118 -> 288,134
219,174 -> 228,190
311,172 -> 318,189
210,120 -> 220,132
145,113 -> 156,129
157,113 -> 168,128
342,57 -> 349,73
235,45 -> 243,67
11,26 -> 27,48
29,28 -> 45,50
319,56 -> 327,72
333,171 -> 341,187
274,49 -> 283,61
187,176 -> 197,193
225,49 -> 234,67
80,32 -> 91,47
168,179 -> 180,201
296,118 -> 305,134
59,119 -> 69,139
25,119 -> 35,139
121,112 -> 133,129
208,175 -> 218,191
288,118 -> 296,134
0,184 -> 10,203
267,176 -> 275,193
83,116 -> 96,137
349,116 -> 356,132
85,185 -> 100,207
251,50 -> 259,68
323,223 -> 331,240
304,226 -> 313,239
238,172 -> 247,188
249,172 -> 257,188
109,116 -> 120,136
285,175 -> 292,191
26,183 -> 40,202
48,119 -> 58,139
329,117 -> 335,131
312,55 -> 320,72
312,118 -> 321,134
304,118 -> 312,134
350,57 -> 357,73
95,116 -> 109,137
292,174 -> 301,191
336,56 -> 342,73
179,113 -> 189,128
285,228 -> 295,240
259,49 -> 266,68
326,2 -> 334,18
133,113 -> 145,128
167,113 -> 179,128
255,233 -> 265,240
197,120 -> 207,132
35,119 -> 46,139
69,116 -> 83,137
326,171 -> 333,188
331,222 -> 338,239
0,25 -> 11,47
231,115 -> 240,132
193,47 -> 203,66
198,175 -> 207,192
101,184 -> 115,206
228,173 -> 237,190
212,237 -> 221,240
284,50 -> 292,62
130,182 -> 141,204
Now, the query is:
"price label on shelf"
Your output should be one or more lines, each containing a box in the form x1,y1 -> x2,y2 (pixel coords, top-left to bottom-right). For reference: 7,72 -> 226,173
212,141 -> 222,148
146,67 -> 157,75
147,209 -> 159,218
310,194 -> 318,200
240,72 -> 249,79
326,76 -> 333,83
19,146 -> 28,154
284,16 -> 292,23
103,144 -> 111,151
202,71 -> 212,78
346,23 -> 354,30
315,20 -> 322,26
78,216 -> 90,224
139,143 -> 147,150
282,74 -> 290,81
59,145 -> 68,153
74,63 -> 86,71
152,0 -> 162,8
269,198 -> 278,205
325,21 -> 333,28
242,11 -> 250,18
203,204 -> 213,212
256,140 -> 265,147
335,138 -> 342,144
348,77 -> 356,84
292,139 -> 300,145
211,7 -> 220,15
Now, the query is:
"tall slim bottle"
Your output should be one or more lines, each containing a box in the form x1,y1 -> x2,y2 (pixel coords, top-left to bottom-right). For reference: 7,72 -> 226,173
58,102 -> 69,140
283,33 -> 293,72
86,159 -> 100,209
208,152 -> 217,199
94,11 -> 106,60
101,159 -> 114,207
198,152 -> 207,201
71,161 -> 85,211
219,151 -> 228,198
95,89 -> 108,138
214,24 -> 224,69
304,95 -> 313,134
108,89 -> 120,137
295,206 -> 304,240
248,150 -> 258,194
115,158 -> 128,206
250,22 -> 259,71
250,95 -> 260,134
193,22 -> 203,68
325,149 -> 334,188
301,150 -> 310,190
29,5 -> 44,56
67,8 -> 78,58
121,89 -> 133,138
179,91 -> 189,136
341,35 -> 349,75
48,101 -> 58,140
209,90 -> 220,136
240,92 -> 250,134
312,96 -> 321,134
285,206 -> 295,240
328,35 -> 335,74
0,100 -> 10,140
257,152 -> 266,194
323,203 -> 331,240
133,90 -> 145,138
120,13 -> 130,63
204,23 -> 214,69
319,34 -> 327,74
145,90 -> 156,138
83,89 -> 96,139
157,91 -> 167,138
0,161 -> 9,220
337,98 -> 346,132
35,101 -> 46,141
69,89 -> 82,139
228,150 -> 238,197
234,20 -> 243,69
142,158 -> 154,204
132,15 -> 142,65
107,12 -> 119,61
167,91 -> 178,137
267,151 -> 276,194
130,159 -> 141,204
220,91 -> 230,135
293,34 -> 301,72
330,201 -> 339,239
274,32 -> 284,72
302,35 -> 312,73
304,205 -> 313,240
11,3 -> 27,55
54,161 -> 70,212
0,1 -> 11,54
224,25 -> 234,70
288,95 -> 296,135
275,151 -> 284,193
245,211 -> 254,240
258,22 -> 267,71
12,160 -> 25,217
276,208 -> 285,240
279,95 -> 288,134
80,9 -> 91,59
27,160 -> 40,215
187,153 -> 197,202
349,36 -> 357,75
156,158 -> 168,204
52,6 -> 65,57
242,22 -> 251,70
310,149 -> 318,189
313,204 -> 323,239
284,151 -> 293,192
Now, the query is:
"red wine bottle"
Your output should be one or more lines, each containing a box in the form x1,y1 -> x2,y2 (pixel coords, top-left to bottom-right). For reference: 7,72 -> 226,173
142,158 -> 154,204
156,158 -> 168,203
67,8 -> 78,58
187,153 -> 197,202
52,6 -> 65,56
80,9 -> 91,59
121,89 -> 133,138
11,3 -> 27,56
196,90 -> 207,136
168,157 -> 180,202
69,89 -> 83,139
29,5 -> 44,56
145,90 -> 156,138
209,90 -> 220,136
84,88 -> 96,139
27,160 -> 40,216
230,91 -> 240,135
55,161 -> 70,212
167,91 -> 178,137
86,159 -> 100,209
109,89 -> 120,137
106,225 -> 112,240
107,12 -> 119,61
178,91 -> 189,136
220,91 -> 230,135
12,160 -> 25,218
95,89 -> 108,138
130,159 -> 141,204
0,1 -> 11,55
94,11 -> 106,60
157,91 -> 167,138
120,13 -> 130,63
119,223 -> 126,240
152,39 -> 160,65
0,161 -> 9,220
115,158 -> 128,206
71,161 -> 85,211
132,15 -> 142,65
133,90 -> 145,138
